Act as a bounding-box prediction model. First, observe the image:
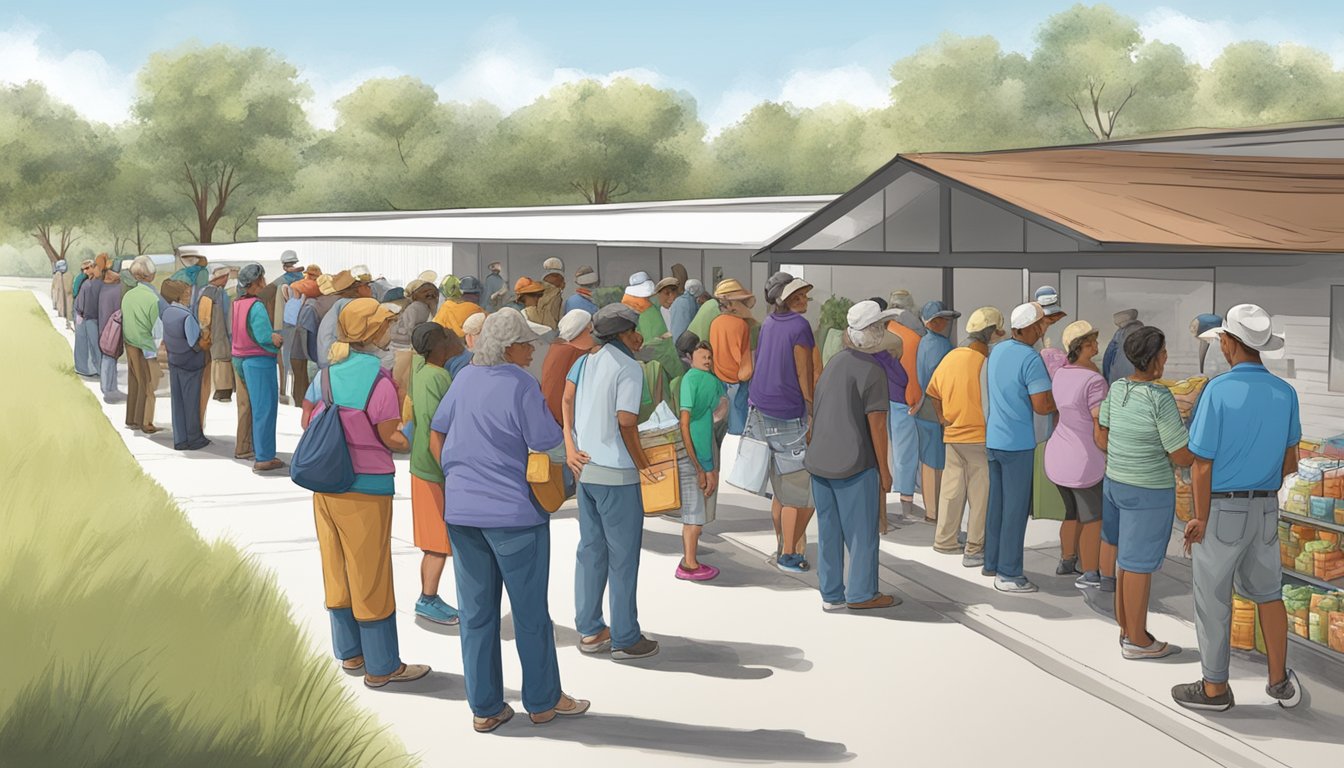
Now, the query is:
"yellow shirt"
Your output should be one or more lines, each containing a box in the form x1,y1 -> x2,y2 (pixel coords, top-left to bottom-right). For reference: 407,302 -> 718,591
434,299 -> 484,336
925,345 -> 989,444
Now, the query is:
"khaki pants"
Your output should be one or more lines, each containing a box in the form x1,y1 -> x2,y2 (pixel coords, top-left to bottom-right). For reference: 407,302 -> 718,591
936,443 -> 989,555
233,360 -> 253,458
125,346 -> 160,429
291,358 -> 311,408
313,492 -> 396,622
212,360 -> 235,394
393,349 -> 414,413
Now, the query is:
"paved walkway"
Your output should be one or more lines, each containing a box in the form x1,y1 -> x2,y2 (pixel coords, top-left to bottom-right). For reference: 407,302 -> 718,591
9,277 -> 1341,767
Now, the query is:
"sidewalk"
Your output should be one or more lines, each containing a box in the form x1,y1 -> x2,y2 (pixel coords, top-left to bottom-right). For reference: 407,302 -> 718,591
9,277 -> 1339,767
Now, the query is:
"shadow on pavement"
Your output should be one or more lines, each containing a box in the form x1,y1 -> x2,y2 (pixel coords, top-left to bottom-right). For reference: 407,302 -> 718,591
383,670 -> 521,703
495,713 -> 855,762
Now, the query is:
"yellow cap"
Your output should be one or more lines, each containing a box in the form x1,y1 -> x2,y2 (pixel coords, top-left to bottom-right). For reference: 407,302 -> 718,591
965,306 -> 1004,333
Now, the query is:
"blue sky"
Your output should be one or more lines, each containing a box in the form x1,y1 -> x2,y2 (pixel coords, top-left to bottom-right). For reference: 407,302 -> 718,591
3,1 -> 1343,133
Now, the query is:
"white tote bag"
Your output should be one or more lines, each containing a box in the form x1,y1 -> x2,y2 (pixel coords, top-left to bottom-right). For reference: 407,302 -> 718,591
726,435 -> 772,496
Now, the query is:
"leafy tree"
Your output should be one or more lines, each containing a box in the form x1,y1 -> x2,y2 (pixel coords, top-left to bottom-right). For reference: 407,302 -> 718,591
133,44 -> 310,242
97,126 -> 178,255
0,82 -> 116,265
1200,42 -> 1344,127
710,102 -> 884,197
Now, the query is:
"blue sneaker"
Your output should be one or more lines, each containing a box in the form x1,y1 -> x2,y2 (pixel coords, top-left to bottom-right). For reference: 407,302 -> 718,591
775,553 -> 807,574
415,595 -> 460,625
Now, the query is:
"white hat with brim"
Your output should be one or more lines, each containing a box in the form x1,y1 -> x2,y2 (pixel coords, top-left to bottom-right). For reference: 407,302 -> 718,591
847,300 -> 902,331
1010,302 -> 1045,330
779,278 -> 813,304
1198,303 -> 1285,352
485,308 -> 547,346
626,271 -> 656,299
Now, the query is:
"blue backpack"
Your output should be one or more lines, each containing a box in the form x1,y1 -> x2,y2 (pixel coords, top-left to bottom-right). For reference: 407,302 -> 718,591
290,368 -> 367,493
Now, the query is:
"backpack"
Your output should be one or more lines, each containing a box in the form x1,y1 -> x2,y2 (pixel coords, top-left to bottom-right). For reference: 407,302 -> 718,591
290,368 -> 370,494
99,309 -> 124,358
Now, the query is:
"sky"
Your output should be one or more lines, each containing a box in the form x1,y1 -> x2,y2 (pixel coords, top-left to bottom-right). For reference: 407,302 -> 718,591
3,1 -> 1344,135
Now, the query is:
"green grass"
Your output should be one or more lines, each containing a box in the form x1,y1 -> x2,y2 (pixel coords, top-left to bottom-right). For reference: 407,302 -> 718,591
0,291 -> 415,768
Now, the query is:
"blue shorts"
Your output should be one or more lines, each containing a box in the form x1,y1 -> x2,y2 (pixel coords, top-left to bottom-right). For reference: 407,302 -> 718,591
1105,478 -> 1176,574
915,419 -> 946,470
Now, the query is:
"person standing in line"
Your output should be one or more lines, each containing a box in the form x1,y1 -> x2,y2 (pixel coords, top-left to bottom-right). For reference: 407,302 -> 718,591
748,272 -> 818,574
458,275 -> 485,308
435,275 -> 486,337
677,340 -> 727,581
871,327 -> 906,534
159,279 -> 210,452
311,271 -> 370,370
808,300 -> 899,611
886,289 -> 925,520
275,250 -> 305,404
687,283 -> 721,343
565,266 -> 600,316
912,300 -> 961,527
405,322 -> 461,627
623,271 -> 681,377
72,258 -> 101,377
198,266 -> 234,409
562,303 -> 662,661
541,309 -> 595,425
300,299 -> 430,691
95,259 -> 126,403
390,278 -> 441,410
482,261 -> 506,313
52,258 -> 74,330
708,278 -> 755,436
233,263 -> 286,473
1034,286 -> 1070,378
538,258 -> 567,330
1096,326 -> 1192,659
121,255 -> 163,434
655,277 -> 681,336
1174,304 -> 1303,712
925,307 -> 1004,568
983,303 -> 1057,593
71,258 -> 90,301
1191,313 -> 1228,378
668,279 -> 703,343
510,277 -> 546,324
1044,321 -> 1110,588
450,313 -> 484,377
1103,309 -> 1144,384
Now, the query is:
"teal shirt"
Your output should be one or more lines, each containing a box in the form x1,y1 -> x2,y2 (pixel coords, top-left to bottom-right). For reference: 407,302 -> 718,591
248,301 -> 279,354
1099,379 -> 1189,489
305,353 -> 395,496
680,369 -> 725,471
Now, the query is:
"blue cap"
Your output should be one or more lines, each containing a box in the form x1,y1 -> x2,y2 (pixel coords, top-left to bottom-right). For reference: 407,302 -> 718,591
1034,285 -> 1065,316
921,300 -> 961,323
1195,313 -> 1222,336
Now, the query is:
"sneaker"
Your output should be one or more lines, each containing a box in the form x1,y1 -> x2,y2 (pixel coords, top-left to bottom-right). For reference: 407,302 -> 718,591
981,567 -> 997,578
994,576 -> 1039,593
1171,680 -> 1234,712
933,544 -> 965,555
962,552 -> 985,568
103,392 -> 127,404
1121,636 -> 1181,660
1099,575 -> 1116,593
579,628 -> 611,654
1056,557 -> 1080,576
848,593 -> 900,610
775,553 -> 807,574
675,562 -> 720,581
1075,571 -> 1102,589
822,601 -> 847,613
612,636 -> 660,660
415,595 -> 460,625
1266,669 -> 1302,709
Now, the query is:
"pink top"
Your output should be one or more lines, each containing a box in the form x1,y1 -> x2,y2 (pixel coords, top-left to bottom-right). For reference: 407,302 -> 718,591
1044,364 -> 1108,488
311,368 -> 401,476
1041,346 -> 1067,380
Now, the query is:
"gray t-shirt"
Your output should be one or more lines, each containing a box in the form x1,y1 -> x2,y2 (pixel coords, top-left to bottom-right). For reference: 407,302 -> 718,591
805,348 -> 890,480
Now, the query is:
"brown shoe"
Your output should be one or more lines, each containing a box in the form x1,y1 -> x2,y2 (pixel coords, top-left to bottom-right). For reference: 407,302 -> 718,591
340,656 -> 365,673
530,693 -> 591,724
252,459 -> 287,473
847,593 -> 900,610
141,425 -> 160,435
237,451 -> 256,461
579,627 -> 611,654
473,704 -> 515,733
364,662 -> 430,689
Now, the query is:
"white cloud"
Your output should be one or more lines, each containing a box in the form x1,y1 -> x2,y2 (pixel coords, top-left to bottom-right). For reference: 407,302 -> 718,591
302,65 -> 405,131
1140,7 -> 1308,67
436,46 -> 667,113
0,22 -> 135,124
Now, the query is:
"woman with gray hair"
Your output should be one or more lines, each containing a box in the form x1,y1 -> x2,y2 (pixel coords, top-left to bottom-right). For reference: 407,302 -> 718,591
232,263 -> 286,472
429,307 -> 589,732
121,255 -> 164,433
668,278 -> 703,342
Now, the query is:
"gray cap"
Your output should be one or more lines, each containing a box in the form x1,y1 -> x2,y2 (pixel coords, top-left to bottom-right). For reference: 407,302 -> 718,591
593,303 -> 641,339
459,275 -> 483,294
280,250 -> 299,265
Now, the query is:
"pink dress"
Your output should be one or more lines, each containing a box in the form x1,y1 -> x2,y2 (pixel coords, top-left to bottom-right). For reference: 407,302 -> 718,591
1044,364 -> 1108,489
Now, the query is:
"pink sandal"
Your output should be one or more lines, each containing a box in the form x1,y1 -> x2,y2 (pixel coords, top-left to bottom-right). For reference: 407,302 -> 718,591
676,562 -> 720,581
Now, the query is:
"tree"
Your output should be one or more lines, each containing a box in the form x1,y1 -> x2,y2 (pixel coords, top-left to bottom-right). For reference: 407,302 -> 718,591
491,78 -> 705,204
96,125 -> 178,255
0,83 -> 116,265
1200,42 -> 1344,127
133,44 -> 310,243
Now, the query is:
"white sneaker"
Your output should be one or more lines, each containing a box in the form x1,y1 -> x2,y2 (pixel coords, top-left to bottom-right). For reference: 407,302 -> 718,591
1121,637 -> 1181,660
994,576 -> 1039,593
822,601 -> 847,613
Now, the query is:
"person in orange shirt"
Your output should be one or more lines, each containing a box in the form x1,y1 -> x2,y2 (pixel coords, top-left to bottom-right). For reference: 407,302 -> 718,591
708,278 -> 755,435
434,275 -> 486,336
886,289 -> 925,520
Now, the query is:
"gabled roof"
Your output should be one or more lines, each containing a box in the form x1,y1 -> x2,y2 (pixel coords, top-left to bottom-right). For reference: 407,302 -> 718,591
904,148 -> 1344,253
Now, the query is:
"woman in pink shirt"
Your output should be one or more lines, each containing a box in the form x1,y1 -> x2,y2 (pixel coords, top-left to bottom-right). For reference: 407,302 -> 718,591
1044,321 -> 1113,590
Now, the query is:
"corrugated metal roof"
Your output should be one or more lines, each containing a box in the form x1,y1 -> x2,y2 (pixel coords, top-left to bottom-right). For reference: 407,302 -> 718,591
256,196 -> 837,249
905,149 -> 1344,252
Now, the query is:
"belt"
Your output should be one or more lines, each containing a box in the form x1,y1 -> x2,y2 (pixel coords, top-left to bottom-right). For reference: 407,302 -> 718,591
1213,490 -> 1275,499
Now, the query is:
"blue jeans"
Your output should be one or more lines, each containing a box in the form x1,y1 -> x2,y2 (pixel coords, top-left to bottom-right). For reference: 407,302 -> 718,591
985,448 -> 1035,579
74,318 -> 100,376
449,523 -> 562,718
99,351 -> 119,396
575,482 -> 645,649
813,468 -> 881,604
240,356 -> 278,462
329,609 -> 400,677
887,405 -> 919,496
725,380 -> 750,436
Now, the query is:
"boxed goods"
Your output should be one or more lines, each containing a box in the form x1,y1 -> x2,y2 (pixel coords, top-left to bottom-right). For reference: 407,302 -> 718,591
1323,434 -> 1344,459
1325,466 -> 1344,499
1157,376 -> 1208,422
1311,496 -> 1336,521
1284,474 -> 1321,516
1331,612 -> 1344,652
1296,551 -> 1316,575
1337,499 -> 1344,526
1231,596 -> 1257,650
1300,438 -> 1325,459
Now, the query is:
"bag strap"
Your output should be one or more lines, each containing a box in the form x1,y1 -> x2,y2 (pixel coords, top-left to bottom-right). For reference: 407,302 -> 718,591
322,366 -> 335,408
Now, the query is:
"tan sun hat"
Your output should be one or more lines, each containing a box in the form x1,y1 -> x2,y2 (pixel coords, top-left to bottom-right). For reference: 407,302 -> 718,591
713,278 -> 752,301
1061,320 -> 1099,351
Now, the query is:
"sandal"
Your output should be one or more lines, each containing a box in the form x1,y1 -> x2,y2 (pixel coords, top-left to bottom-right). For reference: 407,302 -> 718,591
474,704 -> 515,733
340,656 -> 365,673
530,693 -> 591,724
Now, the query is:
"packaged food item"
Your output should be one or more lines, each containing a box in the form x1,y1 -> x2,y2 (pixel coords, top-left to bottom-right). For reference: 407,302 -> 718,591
1231,595 -> 1257,650
1330,611 -> 1344,652
1300,438 -> 1325,459
1336,499 -> 1344,526
1325,467 -> 1344,499
1324,434 -> 1344,459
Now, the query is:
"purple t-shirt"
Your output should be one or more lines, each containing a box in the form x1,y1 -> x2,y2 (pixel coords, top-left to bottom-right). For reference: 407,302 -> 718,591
430,363 -> 564,528
1044,364 -> 1109,488
873,350 -> 909,405
748,311 -> 815,420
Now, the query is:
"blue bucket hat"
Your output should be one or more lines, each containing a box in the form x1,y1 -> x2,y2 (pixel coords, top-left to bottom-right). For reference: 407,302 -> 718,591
1194,313 -> 1223,336
920,300 -> 961,323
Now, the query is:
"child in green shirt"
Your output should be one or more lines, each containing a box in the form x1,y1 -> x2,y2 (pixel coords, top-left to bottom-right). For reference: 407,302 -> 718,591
676,340 -> 729,581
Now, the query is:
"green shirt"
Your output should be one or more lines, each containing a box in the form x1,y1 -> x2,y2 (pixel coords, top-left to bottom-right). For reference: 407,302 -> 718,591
121,283 -> 160,352
410,357 -> 453,482
1099,379 -> 1189,489
686,300 -> 720,342
680,368 -> 725,472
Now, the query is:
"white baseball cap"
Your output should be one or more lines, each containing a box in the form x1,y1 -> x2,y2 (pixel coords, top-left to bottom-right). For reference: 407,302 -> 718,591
625,271 -> 656,298
846,300 -> 901,331
1010,302 -> 1045,330
1198,303 -> 1284,352
558,308 -> 592,342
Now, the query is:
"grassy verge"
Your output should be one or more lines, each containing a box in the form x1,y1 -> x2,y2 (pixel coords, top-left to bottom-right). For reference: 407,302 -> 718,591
0,291 -> 414,767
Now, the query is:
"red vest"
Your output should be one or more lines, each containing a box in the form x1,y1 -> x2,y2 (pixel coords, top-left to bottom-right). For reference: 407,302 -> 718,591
231,296 -> 274,359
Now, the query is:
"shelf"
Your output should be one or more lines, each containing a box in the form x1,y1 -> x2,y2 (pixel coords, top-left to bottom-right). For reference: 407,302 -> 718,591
1280,509 -> 1344,535
1282,568 -> 1344,592
1287,632 -> 1344,661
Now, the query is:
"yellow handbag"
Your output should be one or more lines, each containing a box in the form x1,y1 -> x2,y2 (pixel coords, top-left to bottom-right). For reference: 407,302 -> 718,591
527,452 -> 567,514
640,443 -> 681,515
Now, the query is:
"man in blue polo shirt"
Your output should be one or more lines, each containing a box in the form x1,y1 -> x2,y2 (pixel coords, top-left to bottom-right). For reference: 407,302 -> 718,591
914,300 -> 960,527
984,302 -> 1056,593
1173,304 -> 1303,713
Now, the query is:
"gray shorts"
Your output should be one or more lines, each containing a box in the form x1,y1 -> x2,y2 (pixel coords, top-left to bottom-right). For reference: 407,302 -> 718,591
676,452 -> 716,526
744,408 -> 813,509
1056,482 -> 1102,524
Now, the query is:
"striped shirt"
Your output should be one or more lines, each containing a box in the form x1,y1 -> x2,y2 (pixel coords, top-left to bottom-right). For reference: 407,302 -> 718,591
1099,380 -> 1188,489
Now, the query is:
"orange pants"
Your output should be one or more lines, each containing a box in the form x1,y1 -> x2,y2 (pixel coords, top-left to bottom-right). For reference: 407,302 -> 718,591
313,492 -> 395,622
411,475 -> 452,555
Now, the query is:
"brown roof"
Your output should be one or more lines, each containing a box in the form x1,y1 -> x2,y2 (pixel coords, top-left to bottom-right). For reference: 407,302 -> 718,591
904,148 -> 1344,252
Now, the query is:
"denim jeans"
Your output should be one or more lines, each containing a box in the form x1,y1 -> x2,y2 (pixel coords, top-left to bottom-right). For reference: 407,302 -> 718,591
74,318 -> 100,376
887,404 -> 920,496
812,467 -> 881,604
449,522 -> 562,717
329,609 -> 400,677
99,352 -> 120,396
725,379 -> 750,436
574,482 -> 645,649
985,448 -> 1035,579
239,356 -> 278,462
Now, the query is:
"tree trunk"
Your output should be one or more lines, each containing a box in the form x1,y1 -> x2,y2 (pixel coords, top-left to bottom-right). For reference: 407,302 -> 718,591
32,225 -> 74,265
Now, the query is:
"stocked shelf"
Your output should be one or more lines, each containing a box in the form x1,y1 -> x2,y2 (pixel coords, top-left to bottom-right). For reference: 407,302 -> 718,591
1287,631 -> 1344,660
1280,509 -> 1344,536
1282,568 -> 1344,592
